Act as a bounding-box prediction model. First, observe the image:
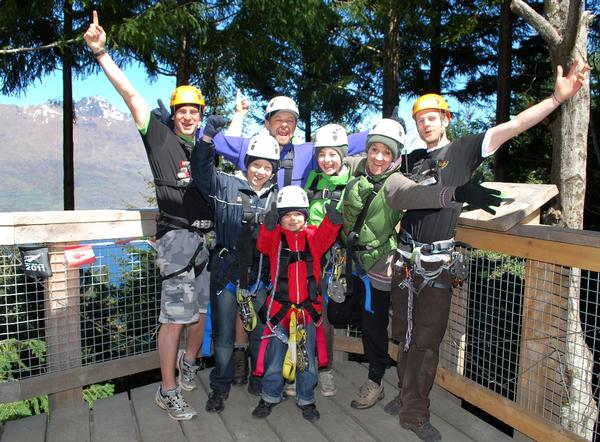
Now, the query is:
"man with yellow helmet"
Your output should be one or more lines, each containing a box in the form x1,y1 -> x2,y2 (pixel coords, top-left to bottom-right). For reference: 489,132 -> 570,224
388,63 -> 589,442
84,11 -> 220,421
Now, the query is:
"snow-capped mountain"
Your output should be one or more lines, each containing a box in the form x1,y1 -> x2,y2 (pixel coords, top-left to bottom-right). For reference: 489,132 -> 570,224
0,97 -> 153,211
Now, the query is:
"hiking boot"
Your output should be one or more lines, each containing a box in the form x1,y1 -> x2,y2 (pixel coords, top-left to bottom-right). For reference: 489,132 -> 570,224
177,349 -> 201,391
283,381 -> 296,397
401,420 -> 442,442
205,389 -> 229,413
318,369 -> 337,397
383,392 -> 402,415
297,403 -> 320,422
154,386 -> 196,420
350,379 -> 384,409
232,347 -> 249,386
252,399 -> 279,418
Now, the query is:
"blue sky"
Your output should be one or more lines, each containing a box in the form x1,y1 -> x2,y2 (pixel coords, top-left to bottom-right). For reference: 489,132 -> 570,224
0,62 -> 176,113
0,62 -> 427,148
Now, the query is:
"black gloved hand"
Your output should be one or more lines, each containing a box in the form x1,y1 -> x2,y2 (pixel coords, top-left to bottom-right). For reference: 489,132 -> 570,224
388,105 -> 407,134
203,115 -> 228,138
263,201 -> 279,231
152,98 -> 174,129
454,178 -> 502,215
325,201 -> 343,225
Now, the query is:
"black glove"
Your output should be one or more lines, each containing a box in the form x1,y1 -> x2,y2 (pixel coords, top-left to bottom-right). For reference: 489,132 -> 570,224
263,201 -> 278,231
388,105 -> 407,134
454,179 -> 502,215
325,202 -> 343,225
152,98 -> 174,129
203,115 -> 228,138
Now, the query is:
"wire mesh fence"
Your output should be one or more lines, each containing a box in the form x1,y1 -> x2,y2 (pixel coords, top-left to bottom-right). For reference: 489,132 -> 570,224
0,240 -> 160,382
441,248 -> 600,439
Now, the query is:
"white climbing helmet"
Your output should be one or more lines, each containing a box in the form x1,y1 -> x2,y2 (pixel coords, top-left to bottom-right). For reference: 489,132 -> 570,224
276,185 -> 309,219
367,118 -> 405,160
264,96 -> 299,120
314,123 -> 349,156
245,132 -> 280,173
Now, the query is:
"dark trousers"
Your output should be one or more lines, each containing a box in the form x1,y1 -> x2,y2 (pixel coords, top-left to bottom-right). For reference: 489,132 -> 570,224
328,275 -> 391,384
390,268 -> 452,423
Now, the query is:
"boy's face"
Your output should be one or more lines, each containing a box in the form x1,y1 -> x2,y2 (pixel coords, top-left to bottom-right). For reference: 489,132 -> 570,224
280,211 -> 306,232
366,142 -> 393,176
265,111 -> 297,146
246,159 -> 273,189
317,148 -> 342,176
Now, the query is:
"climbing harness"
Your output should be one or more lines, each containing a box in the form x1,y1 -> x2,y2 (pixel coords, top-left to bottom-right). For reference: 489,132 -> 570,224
395,229 -> 469,350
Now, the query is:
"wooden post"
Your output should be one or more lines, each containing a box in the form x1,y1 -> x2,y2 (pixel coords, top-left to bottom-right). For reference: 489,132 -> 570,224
516,259 -> 567,419
46,244 -> 83,409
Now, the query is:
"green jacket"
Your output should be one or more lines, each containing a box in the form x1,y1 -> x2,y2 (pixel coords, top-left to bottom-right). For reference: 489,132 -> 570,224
304,167 -> 351,226
341,159 -> 402,272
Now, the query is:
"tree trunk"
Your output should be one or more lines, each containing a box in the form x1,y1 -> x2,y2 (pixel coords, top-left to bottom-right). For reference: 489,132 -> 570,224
494,0 -> 513,181
511,1 -> 594,438
382,1 -> 400,117
63,0 -> 74,210
428,0 -> 443,93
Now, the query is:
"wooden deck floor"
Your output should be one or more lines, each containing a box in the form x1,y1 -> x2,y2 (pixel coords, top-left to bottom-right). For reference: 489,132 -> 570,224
1,360 -> 513,442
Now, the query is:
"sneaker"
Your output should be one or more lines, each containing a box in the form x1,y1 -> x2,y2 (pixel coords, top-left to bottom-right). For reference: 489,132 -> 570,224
283,381 -> 296,397
232,348 -> 249,386
251,399 -> 279,418
297,403 -> 320,422
205,389 -> 229,413
401,420 -> 442,442
383,392 -> 402,415
318,369 -> 337,397
350,379 -> 384,409
154,386 -> 197,421
177,349 -> 200,391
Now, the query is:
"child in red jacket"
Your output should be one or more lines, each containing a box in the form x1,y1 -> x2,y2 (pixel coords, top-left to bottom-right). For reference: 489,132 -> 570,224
252,186 -> 342,422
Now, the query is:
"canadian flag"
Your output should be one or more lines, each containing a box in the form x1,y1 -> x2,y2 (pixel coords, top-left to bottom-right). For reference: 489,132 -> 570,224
64,245 -> 96,267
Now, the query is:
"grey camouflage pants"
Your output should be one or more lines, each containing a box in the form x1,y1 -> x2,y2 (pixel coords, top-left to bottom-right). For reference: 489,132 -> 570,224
156,229 -> 211,324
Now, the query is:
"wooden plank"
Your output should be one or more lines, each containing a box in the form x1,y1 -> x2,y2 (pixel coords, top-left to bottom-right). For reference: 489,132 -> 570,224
92,392 -> 138,442
435,367 -> 587,442
130,382 -> 187,442
456,226 -> 600,272
458,183 -> 557,231
328,362 -> 401,441
196,369 -> 281,442
380,365 -> 513,442
0,352 -> 160,403
0,413 -> 46,442
181,368 -> 234,442
47,403 -> 90,442
338,361 -> 487,442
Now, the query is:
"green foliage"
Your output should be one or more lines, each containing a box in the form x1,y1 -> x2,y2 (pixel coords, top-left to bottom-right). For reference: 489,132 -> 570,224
0,338 -> 46,382
83,383 -> 115,408
0,396 -> 48,424
471,249 -> 525,280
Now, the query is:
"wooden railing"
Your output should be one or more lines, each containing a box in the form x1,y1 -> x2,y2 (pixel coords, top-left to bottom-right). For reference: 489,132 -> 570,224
1,210 -> 600,441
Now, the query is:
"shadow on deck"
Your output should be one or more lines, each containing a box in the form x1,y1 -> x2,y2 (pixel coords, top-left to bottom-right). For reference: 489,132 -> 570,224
1,360 -> 512,442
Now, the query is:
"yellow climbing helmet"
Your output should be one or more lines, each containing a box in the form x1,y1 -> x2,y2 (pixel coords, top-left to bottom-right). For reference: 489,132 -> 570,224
169,85 -> 206,113
412,93 -> 450,120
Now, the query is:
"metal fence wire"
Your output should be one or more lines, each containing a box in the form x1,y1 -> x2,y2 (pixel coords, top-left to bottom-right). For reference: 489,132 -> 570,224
0,241 -> 160,381
441,248 -> 600,437
2,239 -> 600,438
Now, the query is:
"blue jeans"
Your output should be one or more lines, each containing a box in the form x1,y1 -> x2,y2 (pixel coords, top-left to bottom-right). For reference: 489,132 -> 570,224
261,321 -> 317,407
209,283 -> 266,393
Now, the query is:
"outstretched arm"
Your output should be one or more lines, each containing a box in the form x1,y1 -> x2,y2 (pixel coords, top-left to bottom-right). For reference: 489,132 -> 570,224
486,61 -> 589,154
226,89 -> 250,136
83,10 -> 149,127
